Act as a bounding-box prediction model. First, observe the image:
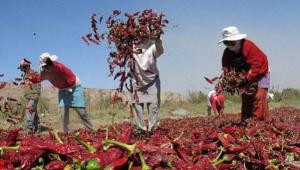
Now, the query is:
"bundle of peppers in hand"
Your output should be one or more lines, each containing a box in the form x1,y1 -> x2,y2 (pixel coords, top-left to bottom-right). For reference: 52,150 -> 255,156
82,9 -> 168,94
205,68 -> 257,95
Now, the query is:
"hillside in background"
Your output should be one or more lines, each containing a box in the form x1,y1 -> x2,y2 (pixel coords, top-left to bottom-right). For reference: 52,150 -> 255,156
0,83 -> 183,114
1,83 -> 300,131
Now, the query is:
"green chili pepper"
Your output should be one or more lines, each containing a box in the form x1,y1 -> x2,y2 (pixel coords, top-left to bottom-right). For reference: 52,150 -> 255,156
73,159 -> 85,170
86,159 -> 101,170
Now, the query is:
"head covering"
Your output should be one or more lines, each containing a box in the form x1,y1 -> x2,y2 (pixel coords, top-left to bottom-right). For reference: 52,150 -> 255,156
17,58 -> 31,69
40,52 -> 58,67
217,26 -> 247,44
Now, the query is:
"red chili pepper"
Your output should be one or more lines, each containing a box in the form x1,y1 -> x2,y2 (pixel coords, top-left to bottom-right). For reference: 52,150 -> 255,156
288,146 -> 300,154
202,143 -> 218,151
116,127 -> 132,143
228,144 -> 248,153
217,133 -> 231,148
216,163 -> 234,170
94,33 -> 101,40
20,150 -> 44,170
207,130 -> 218,140
104,156 -> 128,170
89,38 -> 100,45
136,141 -> 174,154
113,71 -> 125,80
45,160 -> 65,170
0,160 -> 6,169
14,77 -> 22,81
173,143 -> 190,163
204,76 -> 219,84
106,16 -> 112,25
81,36 -> 90,45
99,16 -> 103,24
222,126 -> 243,136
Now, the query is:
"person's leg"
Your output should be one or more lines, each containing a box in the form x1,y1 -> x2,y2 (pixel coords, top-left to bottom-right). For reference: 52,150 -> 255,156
60,107 -> 70,132
74,107 -> 93,130
32,98 -> 40,132
132,103 -> 147,131
24,98 -> 37,133
253,88 -> 268,121
216,105 -> 221,116
207,106 -> 212,116
147,102 -> 160,132
241,94 -> 254,122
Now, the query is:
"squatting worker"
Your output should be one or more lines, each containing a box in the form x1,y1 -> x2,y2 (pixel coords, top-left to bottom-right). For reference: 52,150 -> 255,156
18,58 -> 41,133
218,26 -> 270,121
131,36 -> 164,133
207,89 -> 225,116
30,52 -> 93,132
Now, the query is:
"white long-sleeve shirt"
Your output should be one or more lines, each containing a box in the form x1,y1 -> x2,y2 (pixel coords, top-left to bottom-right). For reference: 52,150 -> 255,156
133,39 -> 164,88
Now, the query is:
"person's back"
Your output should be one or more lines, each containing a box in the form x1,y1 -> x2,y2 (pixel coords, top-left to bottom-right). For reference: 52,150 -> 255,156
207,90 -> 225,116
41,61 -> 76,89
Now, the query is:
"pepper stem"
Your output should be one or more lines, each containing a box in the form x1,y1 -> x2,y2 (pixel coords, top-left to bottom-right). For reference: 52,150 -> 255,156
0,145 -> 20,157
75,132 -> 96,153
136,149 -> 151,170
54,130 -> 64,144
212,146 -> 224,165
102,139 -> 136,155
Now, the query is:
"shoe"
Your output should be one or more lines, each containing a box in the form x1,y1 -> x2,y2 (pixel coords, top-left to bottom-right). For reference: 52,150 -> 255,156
133,128 -> 146,138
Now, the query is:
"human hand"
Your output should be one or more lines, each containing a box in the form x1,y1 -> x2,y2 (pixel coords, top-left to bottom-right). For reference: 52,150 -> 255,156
237,79 -> 249,88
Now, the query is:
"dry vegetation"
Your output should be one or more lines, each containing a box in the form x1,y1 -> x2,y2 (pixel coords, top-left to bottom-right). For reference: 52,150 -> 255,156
0,83 -> 300,131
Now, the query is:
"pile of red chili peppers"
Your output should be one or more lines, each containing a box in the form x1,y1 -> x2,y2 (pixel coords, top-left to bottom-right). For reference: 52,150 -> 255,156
205,69 -> 257,95
0,107 -> 300,169
82,9 -> 168,93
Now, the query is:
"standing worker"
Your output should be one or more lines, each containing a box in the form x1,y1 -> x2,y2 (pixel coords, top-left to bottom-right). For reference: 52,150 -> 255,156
218,26 -> 270,121
30,52 -> 93,132
131,36 -> 164,134
18,58 -> 41,133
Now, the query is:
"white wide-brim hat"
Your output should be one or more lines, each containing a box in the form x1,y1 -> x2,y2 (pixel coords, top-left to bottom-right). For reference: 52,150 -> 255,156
40,52 -> 58,67
217,26 -> 247,44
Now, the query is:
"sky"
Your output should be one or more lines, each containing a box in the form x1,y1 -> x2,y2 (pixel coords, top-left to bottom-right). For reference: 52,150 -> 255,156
0,0 -> 300,95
